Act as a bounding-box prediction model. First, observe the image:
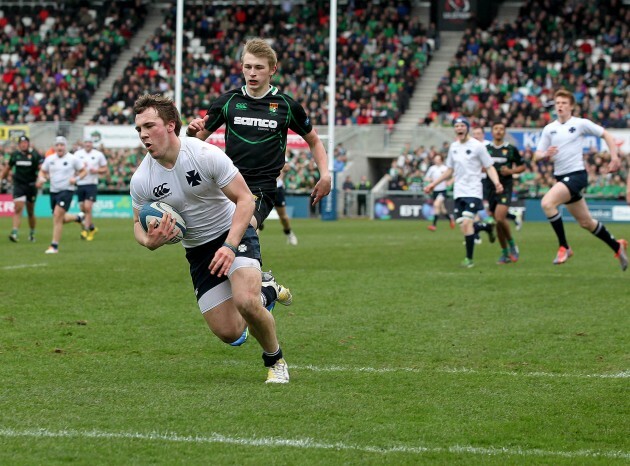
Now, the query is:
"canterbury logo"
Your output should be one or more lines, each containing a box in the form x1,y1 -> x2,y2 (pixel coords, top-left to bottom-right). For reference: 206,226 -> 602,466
233,116 -> 278,128
153,183 -> 171,197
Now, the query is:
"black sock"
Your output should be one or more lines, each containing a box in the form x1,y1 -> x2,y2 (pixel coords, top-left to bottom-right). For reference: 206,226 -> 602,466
262,347 -> 283,367
548,213 -> 569,248
283,228 -> 291,235
465,234 -> 475,260
432,217 -> 438,226
260,285 -> 277,307
591,221 -> 620,253
507,212 -> 516,220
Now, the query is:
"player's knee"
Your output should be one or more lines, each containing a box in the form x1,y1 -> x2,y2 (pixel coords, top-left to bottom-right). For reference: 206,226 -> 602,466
212,325 -> 245,344
232,292 -> 261,319
578,218 -> 595,230
540,197 -> 556,213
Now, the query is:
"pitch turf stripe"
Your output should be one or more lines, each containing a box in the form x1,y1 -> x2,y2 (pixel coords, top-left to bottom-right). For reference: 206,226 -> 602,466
1,263 -> 48,270
287,364 -> 630,379
0,428 -> 627,460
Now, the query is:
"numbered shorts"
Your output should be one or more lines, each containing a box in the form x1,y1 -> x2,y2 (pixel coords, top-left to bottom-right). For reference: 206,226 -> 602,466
185,225 -> 262,313
453,197 -> 484,222
274,185 -> 287,208
486,180 -> 514,213
77,184 -> 98,202
13,183 -> 37,203
555,170 -> 588,204
50,190 -> 74,212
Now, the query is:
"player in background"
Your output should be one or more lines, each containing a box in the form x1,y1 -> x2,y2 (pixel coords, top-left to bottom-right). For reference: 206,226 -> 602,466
0,136 -> 44,242
486,122 -> 525,264
36,136 -> 87,254
534,89 -> 627,270
185,37 -> 331,231
74,137 -> 108,241
267,160 -> 298,245
425,117 -> 503,268
473,126 -> 524,233
130,94 -> 291,383
424,154 -> 455,231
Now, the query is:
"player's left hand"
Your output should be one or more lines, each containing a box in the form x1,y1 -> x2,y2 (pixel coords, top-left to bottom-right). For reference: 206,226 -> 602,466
495,182 -> 504,194
209,246 -> 234,277
310,174 -> 332,205
607,157 -> 621,173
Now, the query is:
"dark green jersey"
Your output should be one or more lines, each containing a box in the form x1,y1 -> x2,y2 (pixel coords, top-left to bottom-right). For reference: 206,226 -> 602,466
486,142 -> 523,184
8,148 -> 44,186
204,86 -> 313,190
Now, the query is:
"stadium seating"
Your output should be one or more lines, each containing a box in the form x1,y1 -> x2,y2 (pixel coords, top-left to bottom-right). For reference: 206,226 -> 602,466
425,0 -> 629,129
0,4 -> 147,124
89,0 -> 429,126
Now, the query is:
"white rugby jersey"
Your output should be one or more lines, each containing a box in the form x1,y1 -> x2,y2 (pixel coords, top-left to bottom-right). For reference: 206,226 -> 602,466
41,152 -> 84,193
425,164 -> 450,192
536,116 -> 604,176
445,137 -> 493,199
75,148 -> 107,186
130,137 -> 239,248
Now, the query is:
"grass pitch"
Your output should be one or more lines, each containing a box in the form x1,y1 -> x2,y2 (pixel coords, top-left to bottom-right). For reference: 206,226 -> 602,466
0,217 -> 628,465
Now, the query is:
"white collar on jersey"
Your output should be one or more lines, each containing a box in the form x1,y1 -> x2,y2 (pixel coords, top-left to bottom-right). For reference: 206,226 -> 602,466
241,85 -> 279,99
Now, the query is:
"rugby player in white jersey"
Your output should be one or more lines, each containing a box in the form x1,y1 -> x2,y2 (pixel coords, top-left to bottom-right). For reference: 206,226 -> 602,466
36,136 -> 87,254
424,154 -> 455,231
130,94 -> 290,383
534,89 -> 627,270
75,137 -> 108,241
424,117 -> 503,268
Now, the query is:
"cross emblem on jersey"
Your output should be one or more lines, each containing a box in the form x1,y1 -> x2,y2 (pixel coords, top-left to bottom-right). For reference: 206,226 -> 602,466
569,127 -> 576,133
186,170 -> 202,187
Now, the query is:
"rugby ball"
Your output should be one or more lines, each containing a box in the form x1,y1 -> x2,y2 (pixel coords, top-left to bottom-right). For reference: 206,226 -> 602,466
139,201 -> 187,244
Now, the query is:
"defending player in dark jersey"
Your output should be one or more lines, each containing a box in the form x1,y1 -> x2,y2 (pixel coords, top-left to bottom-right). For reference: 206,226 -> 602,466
185,37 -> 331,230
0,136 -> 44,242
486,122 -> 525,264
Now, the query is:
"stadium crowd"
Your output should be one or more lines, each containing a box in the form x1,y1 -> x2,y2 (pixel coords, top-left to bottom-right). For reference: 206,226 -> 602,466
88,0 -> 429,127
422,0 -> 629,129
1,0 -> 628,202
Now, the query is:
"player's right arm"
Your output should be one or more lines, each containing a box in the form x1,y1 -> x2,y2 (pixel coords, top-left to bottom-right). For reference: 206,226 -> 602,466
0,161 -> 10,181
534,126 -> 556,161
132,208 -> 179,251
424,167 -> 453,193
35,159 -> 50,189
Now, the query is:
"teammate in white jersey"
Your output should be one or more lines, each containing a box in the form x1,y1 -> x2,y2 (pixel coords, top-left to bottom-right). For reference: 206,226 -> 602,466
75,137 -> 108,241
36,136 -> 87,254
424,117 -> 503,268
130,94 -> 290,384
534,89 -> 627,270
424,154 -> 455,231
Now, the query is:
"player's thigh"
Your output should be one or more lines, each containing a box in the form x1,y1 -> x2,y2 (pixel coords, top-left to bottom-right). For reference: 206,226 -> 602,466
565,199 -> 595,228
494,203 -> 509,221
12,199 -> 25,213
542,182 -> 571,209
202,299 -> 245,338
275,205 -> 288,220
229,265 -> 263,313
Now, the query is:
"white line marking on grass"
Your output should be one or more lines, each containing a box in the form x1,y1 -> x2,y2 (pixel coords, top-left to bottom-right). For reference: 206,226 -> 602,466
289,364 -> 630,379
1,263 -> 47,270
0,428 -> 627,460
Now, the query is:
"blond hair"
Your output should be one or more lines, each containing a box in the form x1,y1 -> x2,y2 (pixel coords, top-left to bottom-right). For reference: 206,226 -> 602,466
242,38 -> 277,69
